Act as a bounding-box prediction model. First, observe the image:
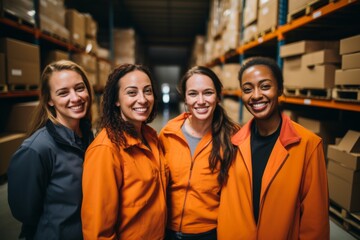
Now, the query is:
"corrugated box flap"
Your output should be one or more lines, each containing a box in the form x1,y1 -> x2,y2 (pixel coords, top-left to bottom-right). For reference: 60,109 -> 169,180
337,130 -> 360,153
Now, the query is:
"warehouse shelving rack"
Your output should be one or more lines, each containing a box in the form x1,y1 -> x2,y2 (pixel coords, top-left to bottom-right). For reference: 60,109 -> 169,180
209,0 -> 360,114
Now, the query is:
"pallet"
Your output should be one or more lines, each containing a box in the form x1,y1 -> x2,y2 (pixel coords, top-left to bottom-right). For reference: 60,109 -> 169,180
1,9 -> 35,28
8,84 -> 39,91
329,200 -> 360,239
0,84 -> 8,93
257,26 -> 277,39
332,87 -> 360,103
41,30 -> 69,44
287,0 -> 329,23
284,87 -> 332,99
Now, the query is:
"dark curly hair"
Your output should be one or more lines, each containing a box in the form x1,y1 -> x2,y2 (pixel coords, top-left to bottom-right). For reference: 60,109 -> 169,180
100,63 -> 158,147
178,66 -> 241,186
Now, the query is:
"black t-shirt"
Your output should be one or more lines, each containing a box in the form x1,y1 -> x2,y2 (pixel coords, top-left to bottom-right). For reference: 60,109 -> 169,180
250,120 -> 281,224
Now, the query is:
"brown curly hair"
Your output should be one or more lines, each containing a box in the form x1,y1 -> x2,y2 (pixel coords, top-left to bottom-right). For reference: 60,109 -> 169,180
100,63 -> 158,147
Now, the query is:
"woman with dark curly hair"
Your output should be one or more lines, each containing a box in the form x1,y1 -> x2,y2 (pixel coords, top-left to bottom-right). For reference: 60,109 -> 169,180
81,63 -> 167,240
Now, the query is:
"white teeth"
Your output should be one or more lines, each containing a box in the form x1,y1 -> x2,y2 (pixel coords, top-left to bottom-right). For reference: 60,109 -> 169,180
253,103 -> 266,108
71,105 -> 83,110
195,107 -> 208,113
133,107 -> 147,113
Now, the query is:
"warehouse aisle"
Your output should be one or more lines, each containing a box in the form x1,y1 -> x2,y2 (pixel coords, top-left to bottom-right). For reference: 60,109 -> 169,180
0,108 -> 357,240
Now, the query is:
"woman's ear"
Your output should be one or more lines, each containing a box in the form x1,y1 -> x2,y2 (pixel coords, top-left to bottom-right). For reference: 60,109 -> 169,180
48,100 -> 54,107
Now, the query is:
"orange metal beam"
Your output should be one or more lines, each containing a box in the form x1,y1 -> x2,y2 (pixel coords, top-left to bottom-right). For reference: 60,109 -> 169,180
279,96 -> 360,112
278,0 -> 358,34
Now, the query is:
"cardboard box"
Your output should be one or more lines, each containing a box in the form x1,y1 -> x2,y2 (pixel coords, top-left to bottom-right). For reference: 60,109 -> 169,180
257,0 -> 278,34
340,34 -> 360,55
84,14 -> 97,38
280,40 -> 339,58
342,52 -> 360,70
0,38 -> 40,86
223,98 -> 240,123
97,60 -> 111,87
283,56 -> 302,88
5,101 -> 39,133
0,133 -> 26,176
327,130 -> 360,170
0,53 -> 5,86
44,50 -> 69,67
243,0 -> 258,27
288,0 -> 313,13
2,0 -> 35,25
335,68 -> 360,86
302,65 -> 338,88
298,116 -> 339,155
327,160 -> 360,212
302,49 -> 341,66
65,9 -> 85,47
221,64 -> 241,90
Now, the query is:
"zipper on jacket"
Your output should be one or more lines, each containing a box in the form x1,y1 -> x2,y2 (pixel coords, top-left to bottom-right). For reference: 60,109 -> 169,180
176,139 -> 212,237
177,155 -> 194,237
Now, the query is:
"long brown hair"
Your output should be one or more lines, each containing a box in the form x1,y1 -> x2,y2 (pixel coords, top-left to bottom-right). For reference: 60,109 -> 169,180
178,66 -> 240,186
28,60 -> 93,136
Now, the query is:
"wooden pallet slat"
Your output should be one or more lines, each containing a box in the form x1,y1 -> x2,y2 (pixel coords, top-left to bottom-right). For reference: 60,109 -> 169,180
329,200 -> 360,239
287,0 -> 330,23
284,87 -> 332,99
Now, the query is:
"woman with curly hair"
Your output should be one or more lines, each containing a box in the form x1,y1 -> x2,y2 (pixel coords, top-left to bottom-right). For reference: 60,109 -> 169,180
81,63 -> 167,240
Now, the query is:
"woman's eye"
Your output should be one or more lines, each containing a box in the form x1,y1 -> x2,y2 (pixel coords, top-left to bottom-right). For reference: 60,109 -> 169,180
242,88 -> 251,94
76,86 -> 85,92
261,85 -> 271,90
188,92 -> 197,97
58,91 -> 68,96
204,91 -> 214,96
144,88 -> 153,95
127,91 -> 137,96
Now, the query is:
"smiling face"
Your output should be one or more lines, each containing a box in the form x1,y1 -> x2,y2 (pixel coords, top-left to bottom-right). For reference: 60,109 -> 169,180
240,64 -> 281,121
116,70 -> 154,131
48,70 -> 90,131
185,73 -> 218,123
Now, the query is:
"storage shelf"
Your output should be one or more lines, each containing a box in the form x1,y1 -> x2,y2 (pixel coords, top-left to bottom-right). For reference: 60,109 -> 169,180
279,96 -> 360,112
222,90 -> 360,112
213,0 -> 360,112
0,90 -> 39,99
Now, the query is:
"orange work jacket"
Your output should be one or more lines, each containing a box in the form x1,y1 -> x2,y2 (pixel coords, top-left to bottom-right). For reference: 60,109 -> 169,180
159,112 -> 219,234
82,125 -> 167,240
217,113 -> 329,239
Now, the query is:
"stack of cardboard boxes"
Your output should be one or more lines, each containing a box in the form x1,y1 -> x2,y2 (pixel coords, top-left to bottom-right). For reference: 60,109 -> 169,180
327,130 -> 360,212
39,0 -> 69,41
0,38 -> 41,89
280,40 -> 340,90
0,102 -> 39,178
335,34 -> 360,87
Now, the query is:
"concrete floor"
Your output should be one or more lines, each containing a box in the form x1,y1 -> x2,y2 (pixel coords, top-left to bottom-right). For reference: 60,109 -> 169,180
0,108 -> 357,240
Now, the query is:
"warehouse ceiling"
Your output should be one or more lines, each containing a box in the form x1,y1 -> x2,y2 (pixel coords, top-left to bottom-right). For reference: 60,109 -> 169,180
64,0 -> 210,67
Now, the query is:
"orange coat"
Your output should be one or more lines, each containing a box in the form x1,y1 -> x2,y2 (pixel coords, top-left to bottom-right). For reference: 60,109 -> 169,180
159,113 -> 219,234
218,113 -> 329,240
82,125 -> 167,240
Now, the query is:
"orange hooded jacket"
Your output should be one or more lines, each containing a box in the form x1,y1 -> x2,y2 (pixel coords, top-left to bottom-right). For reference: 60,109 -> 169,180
159,112 -> 220,234
82,125 -> 167,240
217,113 -> 329,239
